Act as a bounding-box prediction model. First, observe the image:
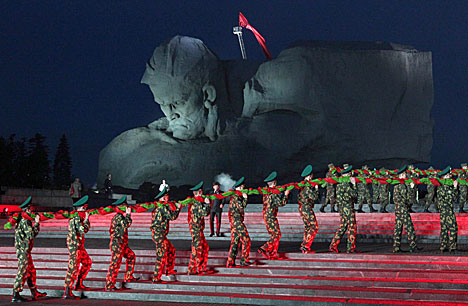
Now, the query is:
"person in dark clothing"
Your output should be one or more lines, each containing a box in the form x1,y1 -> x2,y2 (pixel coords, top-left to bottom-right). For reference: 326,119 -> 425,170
104,173 -> 113,199
209,182 -> 225,237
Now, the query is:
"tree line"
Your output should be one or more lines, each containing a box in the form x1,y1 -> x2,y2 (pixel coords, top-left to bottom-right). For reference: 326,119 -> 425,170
0,133 -> 72,189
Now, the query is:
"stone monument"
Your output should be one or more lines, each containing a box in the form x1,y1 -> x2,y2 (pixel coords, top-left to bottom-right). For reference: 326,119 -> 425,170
97,36 -> 433,189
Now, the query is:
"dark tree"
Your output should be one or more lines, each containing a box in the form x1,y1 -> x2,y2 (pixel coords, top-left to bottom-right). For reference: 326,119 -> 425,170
0,135 -> 28,187
26,133 -> 50,188
53,134 -> 72,189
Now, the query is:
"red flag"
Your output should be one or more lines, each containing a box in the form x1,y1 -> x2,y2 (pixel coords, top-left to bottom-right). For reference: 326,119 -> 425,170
239,12 -> 272,59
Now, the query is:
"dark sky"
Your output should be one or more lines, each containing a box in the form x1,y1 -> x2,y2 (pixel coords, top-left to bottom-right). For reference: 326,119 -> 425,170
1,1 -> 467,186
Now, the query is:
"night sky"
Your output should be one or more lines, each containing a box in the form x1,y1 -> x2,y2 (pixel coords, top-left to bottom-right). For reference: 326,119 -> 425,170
1,1 -> 467,186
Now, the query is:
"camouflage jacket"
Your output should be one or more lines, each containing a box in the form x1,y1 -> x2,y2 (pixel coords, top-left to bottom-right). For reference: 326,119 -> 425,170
326,171 -> 335,190
458,170 -> 467,180
110,212 -> 132,245
298,185 -> 318,206
187,201 -> 210,231
15,217 -> 39,252
379,179 -> 391,192
393,183 -> 408,205
151,204 -> 180,235
336,183 -> 357,207
229,195 -> 248,221
357,173 -> 370,189
436,185 -> 457,209
262,192 -> 287,219
67,213 -> 90,247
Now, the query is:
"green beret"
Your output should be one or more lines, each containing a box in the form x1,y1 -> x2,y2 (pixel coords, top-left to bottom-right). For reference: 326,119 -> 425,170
19,196 -> 32,209
340,165 -> 353,175
264,171 -> 277,182
461,163 -> 467,168
438,166 -> 452,177
301,165 -> 313,177
73,195 -> 89,207
189,181 -> 204,191
155,186 -> 169,200
112,195 -> 127,206
395,165 -> 408,175
428,166 -> 434,170
233,177 -> 245,188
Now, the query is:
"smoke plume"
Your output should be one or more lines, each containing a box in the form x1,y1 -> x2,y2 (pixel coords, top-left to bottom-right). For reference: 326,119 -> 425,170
214,173 -> 236,192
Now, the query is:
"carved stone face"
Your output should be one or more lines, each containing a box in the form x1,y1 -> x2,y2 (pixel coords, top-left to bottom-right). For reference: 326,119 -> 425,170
148,81 -> 206,140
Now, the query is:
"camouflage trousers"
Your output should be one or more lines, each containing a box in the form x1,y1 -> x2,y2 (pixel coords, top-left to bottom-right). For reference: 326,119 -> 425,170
376,188 -> 390,211
64,243 -> 92,288
321,188 -> 336,211
424,186 -> 436,209
299,205 -> 318,250
393,204 -> 417,251
357,185 -> 372,210
439,207 -> 458,250
260,216 -> 281,256
459,186 -> 467,210
105,241 -> 135,289
330,206 -> 356,252
407,187 -> 417,209
227,216 -> 251,265
14,250 -> 36,293
151,231 -> 176,281
188,227 -> 209,274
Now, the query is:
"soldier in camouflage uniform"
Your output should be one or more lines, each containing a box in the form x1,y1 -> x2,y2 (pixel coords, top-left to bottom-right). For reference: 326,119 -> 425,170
320,163 -> 337,212
187,181 -> 211,274
457,163 -> 467,213
12,197 -> 47,303
377,168 -> 391,213
105,196 -> 139,291
151,186 -> 181,282
297,165 -> 319,253
436,167 -> 458,252
258,171 -> 290,259
407,165 -> 419,213
356,165 -> 376,213
227,177 -> 252,267
423,166 -> 437,213
329,165 -> 358,253
392,166 -> 419,253
63,196 -> 92,299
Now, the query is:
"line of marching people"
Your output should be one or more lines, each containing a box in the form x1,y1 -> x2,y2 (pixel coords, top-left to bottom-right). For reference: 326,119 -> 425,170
10,163 -> 465,302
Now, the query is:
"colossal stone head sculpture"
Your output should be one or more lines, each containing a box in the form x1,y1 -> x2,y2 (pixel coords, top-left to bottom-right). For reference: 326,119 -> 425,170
98,36 -> 433,189
140,36 -> 227,141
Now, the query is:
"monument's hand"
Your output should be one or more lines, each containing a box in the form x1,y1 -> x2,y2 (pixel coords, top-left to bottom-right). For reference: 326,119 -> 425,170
148,117 -> 169,130
148,129 -> 179,144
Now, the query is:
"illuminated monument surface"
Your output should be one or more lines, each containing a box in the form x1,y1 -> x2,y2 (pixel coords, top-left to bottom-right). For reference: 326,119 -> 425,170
98,36 -> 433,188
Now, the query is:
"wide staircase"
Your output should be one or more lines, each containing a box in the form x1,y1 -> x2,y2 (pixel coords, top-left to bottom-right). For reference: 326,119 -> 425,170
1,247 -> 468,305
1,204 -> 468,305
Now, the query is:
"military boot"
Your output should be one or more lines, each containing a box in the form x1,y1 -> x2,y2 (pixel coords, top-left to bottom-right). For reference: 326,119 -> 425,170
11,291 -> 27,303
74,276 -> 90,290
27,278 -> 47,300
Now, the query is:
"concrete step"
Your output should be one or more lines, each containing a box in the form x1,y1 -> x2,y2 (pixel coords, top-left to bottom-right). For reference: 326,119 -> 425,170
3,285 -> 466,306
2,247 -> 468,304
